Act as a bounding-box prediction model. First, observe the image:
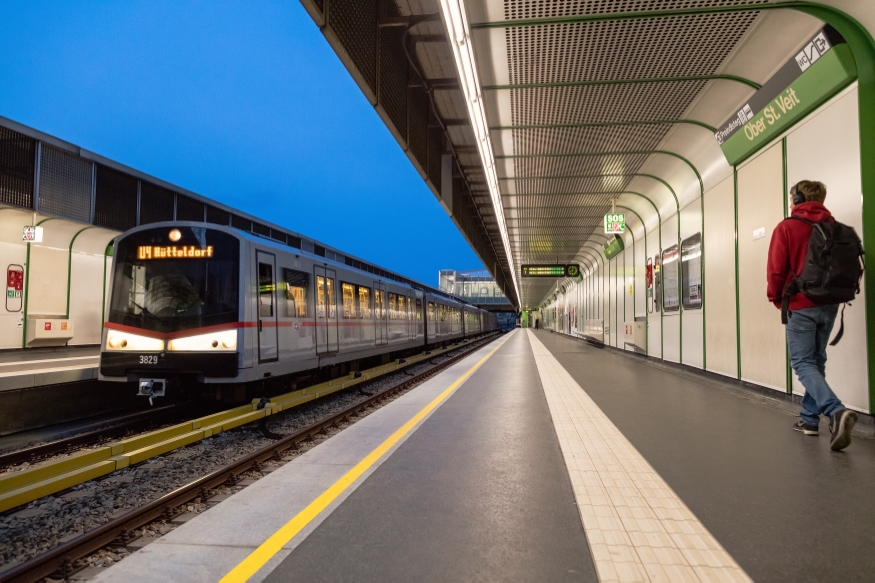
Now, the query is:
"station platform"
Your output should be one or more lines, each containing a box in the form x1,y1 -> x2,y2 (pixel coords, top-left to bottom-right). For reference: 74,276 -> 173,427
0,346 -> 99,392
95,330 -> 875,582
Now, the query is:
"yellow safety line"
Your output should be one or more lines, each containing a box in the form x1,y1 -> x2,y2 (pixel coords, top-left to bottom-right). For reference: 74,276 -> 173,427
220,331 -> 515,582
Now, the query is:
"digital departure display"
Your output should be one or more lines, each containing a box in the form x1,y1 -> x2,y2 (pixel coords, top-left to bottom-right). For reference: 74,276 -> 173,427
137,246 -> 215,259
521,264 -> 579,278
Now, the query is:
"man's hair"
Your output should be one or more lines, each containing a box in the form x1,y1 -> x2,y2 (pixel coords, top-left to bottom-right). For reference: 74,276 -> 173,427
793,180 -> 827,203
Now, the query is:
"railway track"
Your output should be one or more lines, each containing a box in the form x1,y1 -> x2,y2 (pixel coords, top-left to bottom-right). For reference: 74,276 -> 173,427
0,333 -> 499,582
0,406 -> 181,469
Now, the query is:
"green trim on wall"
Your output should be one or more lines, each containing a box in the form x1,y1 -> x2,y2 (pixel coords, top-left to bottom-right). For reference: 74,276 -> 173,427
618,205 -> 647,356
734,168 -> 741,380
483,74 -> 761,91
490,118 -> 717,133
578,248 -> 603,321
66,227 -> 94,319
581,243 -> 606,320
22,217 -> 57,349
617,192 -> 664,360
101,240 -> 116,334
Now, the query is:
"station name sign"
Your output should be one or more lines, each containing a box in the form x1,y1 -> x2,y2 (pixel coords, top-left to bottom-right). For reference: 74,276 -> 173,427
715,27 -> 857,166
138,245 -> 215,259
521,264 -> 580,278
603,234 -> 625,261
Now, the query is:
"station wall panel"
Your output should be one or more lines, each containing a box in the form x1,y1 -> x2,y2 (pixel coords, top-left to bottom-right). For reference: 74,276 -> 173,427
0,126 -> 35,209
176,194 -> 205,222
680,198 -> 704,369
38,145 -> 92,223
661,214 -> 681,364
68,252 -> 106,344
94,164 -> 137,231
28,246 -> 67,317
703,175 -> 738,379
139,181 -> 175,225
737,142 -> 786,391
786,87 -> 869,412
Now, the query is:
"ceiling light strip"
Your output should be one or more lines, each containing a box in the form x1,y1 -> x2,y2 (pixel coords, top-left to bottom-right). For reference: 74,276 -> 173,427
437,0 -> 520,301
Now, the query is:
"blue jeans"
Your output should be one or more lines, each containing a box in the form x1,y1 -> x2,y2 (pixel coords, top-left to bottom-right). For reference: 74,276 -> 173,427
786,304 -> 844,426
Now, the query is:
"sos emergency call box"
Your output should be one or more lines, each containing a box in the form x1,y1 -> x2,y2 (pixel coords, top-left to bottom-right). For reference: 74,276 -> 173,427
6,265 -> 23,312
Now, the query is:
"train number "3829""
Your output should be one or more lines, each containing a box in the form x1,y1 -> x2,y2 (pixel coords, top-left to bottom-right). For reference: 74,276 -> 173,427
139,355 -> 159,365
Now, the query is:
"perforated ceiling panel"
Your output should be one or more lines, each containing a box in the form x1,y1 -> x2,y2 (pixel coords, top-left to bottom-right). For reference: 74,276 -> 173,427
497,0 -> 765,306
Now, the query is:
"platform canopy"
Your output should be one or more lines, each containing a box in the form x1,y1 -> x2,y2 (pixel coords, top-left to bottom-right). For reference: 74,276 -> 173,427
300,0 -> 873,310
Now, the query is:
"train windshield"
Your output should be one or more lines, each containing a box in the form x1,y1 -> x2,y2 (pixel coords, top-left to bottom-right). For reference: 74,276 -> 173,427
109,226 -> 240,333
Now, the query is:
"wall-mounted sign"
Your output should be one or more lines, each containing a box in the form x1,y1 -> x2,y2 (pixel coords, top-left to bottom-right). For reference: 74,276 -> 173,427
6,265 -> 23,312
22,226 -> 43,242
603,235 -> 625,260
521,264 -> 579,278
604,213 -> 626,234
137,245 -> 215,259
715,27 -> 856,166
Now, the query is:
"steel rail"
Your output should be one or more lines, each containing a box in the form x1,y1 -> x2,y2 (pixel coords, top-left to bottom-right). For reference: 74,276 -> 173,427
0,332 -> 501,583
0,405 -> 179,469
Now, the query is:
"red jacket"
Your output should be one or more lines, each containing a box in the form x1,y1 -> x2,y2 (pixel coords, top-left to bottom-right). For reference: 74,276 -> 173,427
767,202 -> 834,310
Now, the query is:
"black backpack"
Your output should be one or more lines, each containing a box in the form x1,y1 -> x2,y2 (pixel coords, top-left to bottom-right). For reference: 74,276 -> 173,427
781,216 -> 864,345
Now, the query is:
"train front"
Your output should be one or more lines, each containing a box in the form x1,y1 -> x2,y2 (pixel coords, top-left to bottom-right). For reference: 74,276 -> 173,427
99,224 -> 243,401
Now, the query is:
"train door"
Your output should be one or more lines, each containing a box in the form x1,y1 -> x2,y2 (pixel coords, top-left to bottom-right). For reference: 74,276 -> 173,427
407,296 -> 415,341
315,266 -> 339,354
374,282 -> 388,346
257,251 -> 278,362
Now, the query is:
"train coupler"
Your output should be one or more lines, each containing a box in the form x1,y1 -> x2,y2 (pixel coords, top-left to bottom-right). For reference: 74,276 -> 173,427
138,378 -> 167,405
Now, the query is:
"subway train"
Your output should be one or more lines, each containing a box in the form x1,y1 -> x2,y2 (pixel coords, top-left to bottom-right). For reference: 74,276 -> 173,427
99,222 -> 498,401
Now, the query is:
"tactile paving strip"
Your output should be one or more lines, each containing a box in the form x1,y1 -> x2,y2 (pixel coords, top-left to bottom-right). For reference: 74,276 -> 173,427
527,330 -> 750,582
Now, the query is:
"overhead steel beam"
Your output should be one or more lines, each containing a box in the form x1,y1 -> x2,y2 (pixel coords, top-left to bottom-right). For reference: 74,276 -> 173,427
483,74 -> 761,90
410,78 -> 460,90
490,118 -> 717,133
411,34 -> 447,43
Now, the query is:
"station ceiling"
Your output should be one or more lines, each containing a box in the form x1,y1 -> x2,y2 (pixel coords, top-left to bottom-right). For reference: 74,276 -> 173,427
301,0 -> 869,310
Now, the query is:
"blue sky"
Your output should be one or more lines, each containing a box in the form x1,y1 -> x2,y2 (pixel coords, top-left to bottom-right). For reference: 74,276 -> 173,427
0,1 -> 482,285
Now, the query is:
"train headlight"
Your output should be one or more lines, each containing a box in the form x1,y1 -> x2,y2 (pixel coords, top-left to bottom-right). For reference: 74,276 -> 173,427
105,331 -> 164,351
167,329 -> 237,351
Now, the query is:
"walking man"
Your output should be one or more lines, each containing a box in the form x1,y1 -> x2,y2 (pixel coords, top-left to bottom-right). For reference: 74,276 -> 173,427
767,180 -> 858,451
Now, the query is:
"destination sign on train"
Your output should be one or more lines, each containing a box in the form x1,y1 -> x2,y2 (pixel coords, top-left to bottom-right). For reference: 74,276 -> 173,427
521,264 -> 579,278
137,245 -> 215,259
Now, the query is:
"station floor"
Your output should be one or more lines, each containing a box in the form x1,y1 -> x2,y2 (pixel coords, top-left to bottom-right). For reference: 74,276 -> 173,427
95,330 -> 875,582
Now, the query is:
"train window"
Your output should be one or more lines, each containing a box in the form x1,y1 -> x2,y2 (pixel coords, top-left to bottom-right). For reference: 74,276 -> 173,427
388,293 -> 397,319
407,296 -> 413,320
398,295 -> 406,319
316,276 -> 326,318
357,286 -> 371,319
428,301 -> 435,322
662,245 -> 680,312
416,299 -> 422,320
258,262 -> 273,317
282,268 -> 308,318
375,289 -> 384,320
440,305 -> 446,322
326,277 -> 336,319
681,233 -> 703,310
342,283 -> 355,318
